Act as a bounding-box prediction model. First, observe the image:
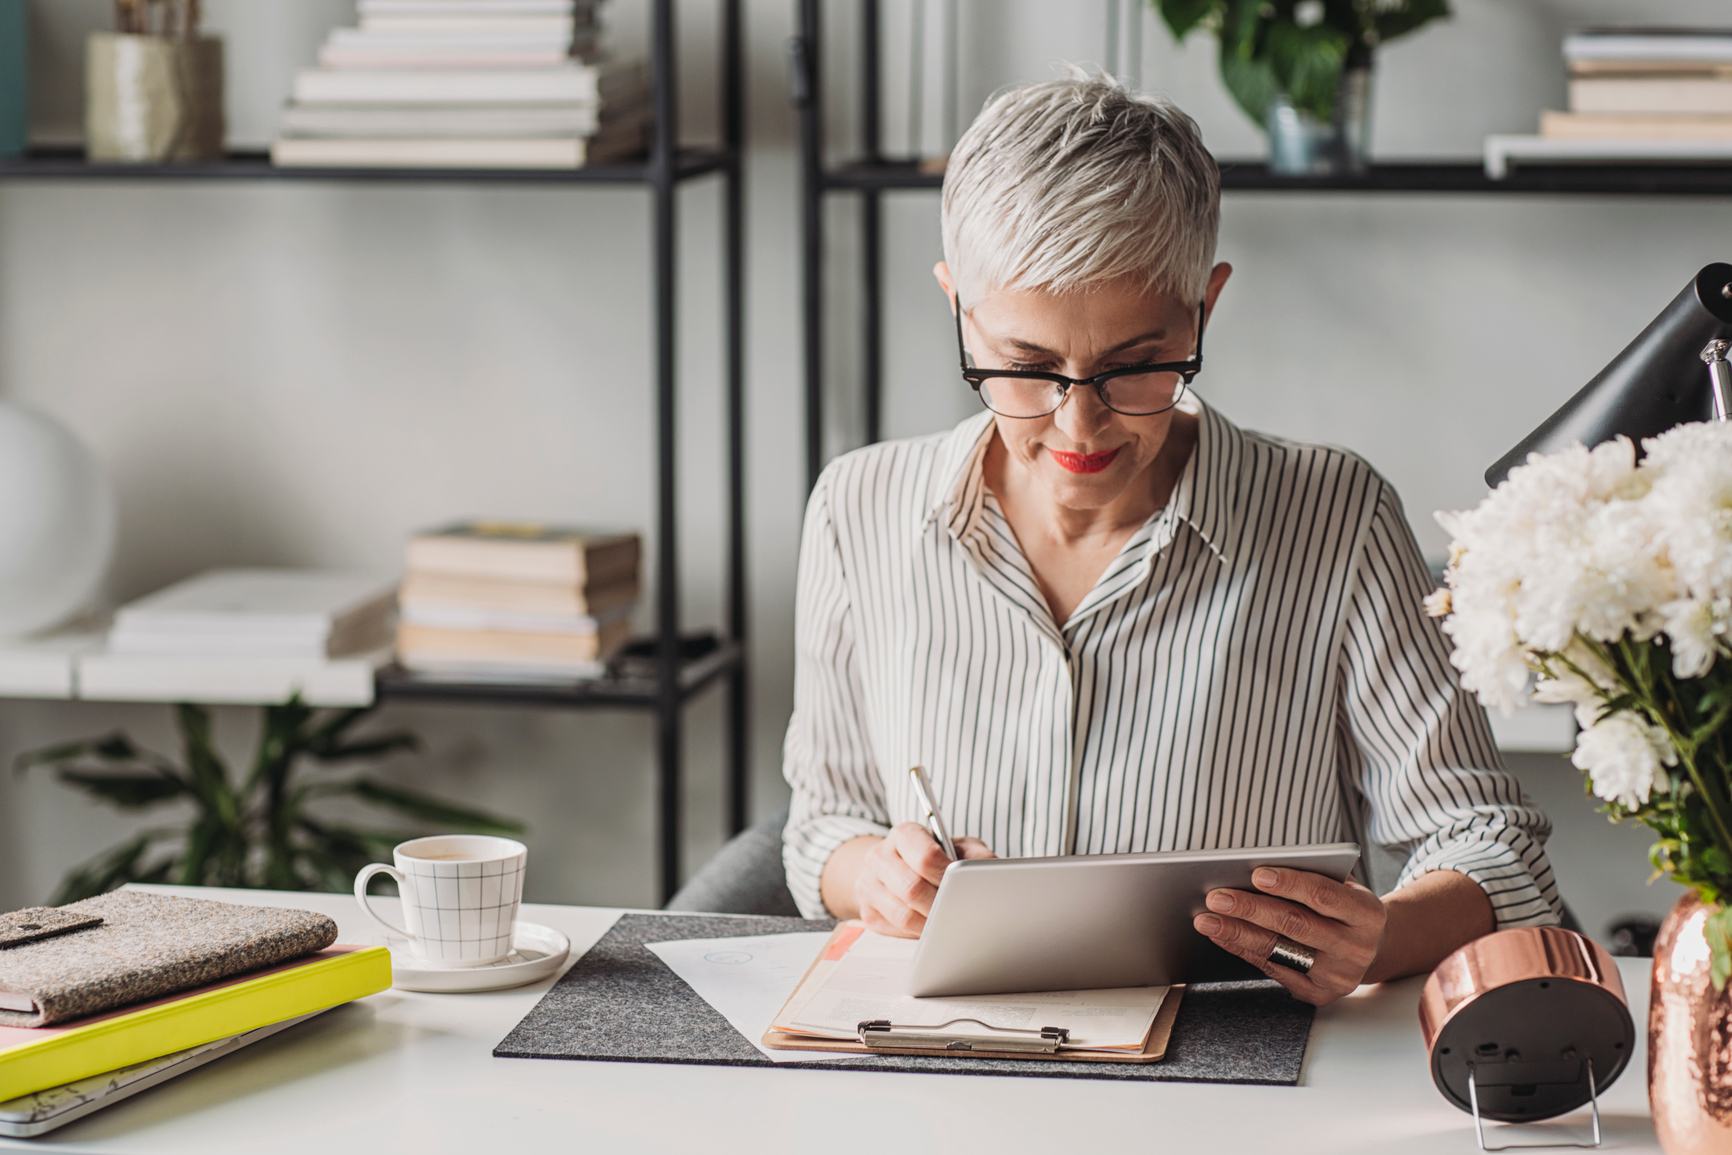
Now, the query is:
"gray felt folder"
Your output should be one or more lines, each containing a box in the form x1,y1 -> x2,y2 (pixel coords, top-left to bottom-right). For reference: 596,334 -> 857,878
494,913 -> 1316,1085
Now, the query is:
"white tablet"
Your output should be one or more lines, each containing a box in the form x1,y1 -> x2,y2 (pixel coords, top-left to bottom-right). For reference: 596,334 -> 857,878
909,842 -> 1362,997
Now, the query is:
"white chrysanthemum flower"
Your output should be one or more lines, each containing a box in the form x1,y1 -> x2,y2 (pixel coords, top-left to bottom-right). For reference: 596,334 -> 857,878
1644,422 -> 1732,602
1533,638 -> 1618,714
1439,602 -> 1530,714
1657,597 -> 1732,678
1572,711 -> 1676,809
1435,437 -> 1655,704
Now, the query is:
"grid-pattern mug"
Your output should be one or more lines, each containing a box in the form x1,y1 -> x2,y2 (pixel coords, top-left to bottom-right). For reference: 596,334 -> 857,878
353,835 -> 527,968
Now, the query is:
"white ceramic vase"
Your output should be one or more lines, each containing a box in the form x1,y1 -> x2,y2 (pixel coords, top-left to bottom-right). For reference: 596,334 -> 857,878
0,404 -> 116,636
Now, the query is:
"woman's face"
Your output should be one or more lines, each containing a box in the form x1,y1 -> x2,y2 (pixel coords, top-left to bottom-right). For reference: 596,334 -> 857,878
937,266 -> 1229,514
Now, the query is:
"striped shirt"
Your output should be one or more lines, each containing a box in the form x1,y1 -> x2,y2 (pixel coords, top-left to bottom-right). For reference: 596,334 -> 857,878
781,400 -> 1561,928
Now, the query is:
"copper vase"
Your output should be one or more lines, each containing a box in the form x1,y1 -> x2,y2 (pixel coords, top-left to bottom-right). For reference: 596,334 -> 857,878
1651,891 -> 1732,1153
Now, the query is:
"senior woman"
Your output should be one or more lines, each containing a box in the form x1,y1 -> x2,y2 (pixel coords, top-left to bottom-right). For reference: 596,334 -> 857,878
781,73 -> 1560,1007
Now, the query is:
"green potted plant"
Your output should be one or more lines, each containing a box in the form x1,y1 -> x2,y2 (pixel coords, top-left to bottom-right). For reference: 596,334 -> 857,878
86,0 -> 224,162
1153,0 -> 1451,173
17,700 -> 523,902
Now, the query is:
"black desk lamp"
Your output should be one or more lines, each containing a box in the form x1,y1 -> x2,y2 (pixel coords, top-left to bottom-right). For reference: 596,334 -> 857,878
1487,262 -> 1732,487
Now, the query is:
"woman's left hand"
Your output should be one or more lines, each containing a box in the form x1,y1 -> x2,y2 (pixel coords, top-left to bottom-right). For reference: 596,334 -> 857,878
1191,866 -> 1387,1006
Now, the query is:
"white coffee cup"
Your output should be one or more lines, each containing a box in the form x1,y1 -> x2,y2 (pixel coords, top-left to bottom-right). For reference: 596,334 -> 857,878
353,835 -> 527,968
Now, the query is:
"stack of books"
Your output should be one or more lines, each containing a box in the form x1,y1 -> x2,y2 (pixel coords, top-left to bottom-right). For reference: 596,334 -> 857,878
271,0 -> 650,170
396,521 -> 640,681
0,891 -> 389,1138
1484,26 -> 1732,177
84,569 -> 396,706
1549,27 -> 1732,139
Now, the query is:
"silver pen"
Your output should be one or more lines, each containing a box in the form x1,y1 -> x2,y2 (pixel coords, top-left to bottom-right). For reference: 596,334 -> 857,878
908,765 -> 958,861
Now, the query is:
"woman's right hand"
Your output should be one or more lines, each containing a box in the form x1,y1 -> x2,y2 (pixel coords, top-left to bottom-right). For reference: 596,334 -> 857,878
854,822 -> 994,938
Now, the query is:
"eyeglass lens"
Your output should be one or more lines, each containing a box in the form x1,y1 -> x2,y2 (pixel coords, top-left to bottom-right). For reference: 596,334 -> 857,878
977,371 -> 1186,419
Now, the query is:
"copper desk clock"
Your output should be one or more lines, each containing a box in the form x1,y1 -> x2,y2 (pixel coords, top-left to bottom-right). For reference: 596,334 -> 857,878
1419,926 -> 1634,1150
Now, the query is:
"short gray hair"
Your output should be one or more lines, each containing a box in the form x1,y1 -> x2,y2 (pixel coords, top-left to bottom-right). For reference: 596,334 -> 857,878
941,70 -> 1221,305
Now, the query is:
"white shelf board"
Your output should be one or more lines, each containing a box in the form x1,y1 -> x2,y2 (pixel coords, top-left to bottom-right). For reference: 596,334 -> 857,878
0,626 -> 382,708
0,625 -> 106,700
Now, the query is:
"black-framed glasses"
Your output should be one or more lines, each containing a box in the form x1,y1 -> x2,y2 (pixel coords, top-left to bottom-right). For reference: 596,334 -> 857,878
954,298 -> 1205,419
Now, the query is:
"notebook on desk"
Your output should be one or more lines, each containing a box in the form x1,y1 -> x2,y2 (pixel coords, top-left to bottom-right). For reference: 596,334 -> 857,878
763,922 -> 1184,1063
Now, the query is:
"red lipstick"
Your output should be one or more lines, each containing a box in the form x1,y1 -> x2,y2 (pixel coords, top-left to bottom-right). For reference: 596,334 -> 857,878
1049,447 -> 1121,474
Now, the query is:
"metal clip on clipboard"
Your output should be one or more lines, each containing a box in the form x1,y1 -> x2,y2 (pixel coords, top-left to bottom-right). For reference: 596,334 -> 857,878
856,1018 -> 1072,1055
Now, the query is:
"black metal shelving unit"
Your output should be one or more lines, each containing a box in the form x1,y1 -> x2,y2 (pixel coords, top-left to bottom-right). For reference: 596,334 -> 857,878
0,0 -> 746,905
793,0 -> 1732,488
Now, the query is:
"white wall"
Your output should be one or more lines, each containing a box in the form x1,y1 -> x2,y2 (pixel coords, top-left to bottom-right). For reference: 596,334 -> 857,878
0,0 -> 1713,937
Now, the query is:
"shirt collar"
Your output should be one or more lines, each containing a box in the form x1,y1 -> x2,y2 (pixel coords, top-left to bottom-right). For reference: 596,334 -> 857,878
919,399 -> 1244,565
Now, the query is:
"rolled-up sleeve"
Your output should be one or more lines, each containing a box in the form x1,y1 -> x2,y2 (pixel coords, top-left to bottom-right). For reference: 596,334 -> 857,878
1338,482 -> 1562,929
781,466 -> 891,917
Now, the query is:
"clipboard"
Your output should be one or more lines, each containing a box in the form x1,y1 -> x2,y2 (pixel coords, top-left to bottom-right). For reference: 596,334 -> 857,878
762,923 -> 1185,1064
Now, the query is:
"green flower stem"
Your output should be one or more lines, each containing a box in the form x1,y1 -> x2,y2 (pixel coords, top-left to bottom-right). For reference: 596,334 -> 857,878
1609,638 -> 1732,866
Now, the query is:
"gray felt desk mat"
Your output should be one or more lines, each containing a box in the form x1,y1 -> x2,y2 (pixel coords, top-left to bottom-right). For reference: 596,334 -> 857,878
493,913 -> 1315,1085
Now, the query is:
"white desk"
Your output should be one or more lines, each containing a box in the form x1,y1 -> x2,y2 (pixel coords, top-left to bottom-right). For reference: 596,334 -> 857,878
3,886 -> 1660,1155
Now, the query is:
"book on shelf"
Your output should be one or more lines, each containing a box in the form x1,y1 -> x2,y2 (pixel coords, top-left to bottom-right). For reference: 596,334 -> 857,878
1541,109 -> 1732,141
396,617 -> 632,667
0,1012 -> 323,1139
320,45 -> 602,69
358,0 -> 584,15
109,568 -> 395,656
1569,74 -> 1732,115
270,124 -> 646,170
406,521 -> 640,586
280,103 -> 630,139
324,24 -> 591,51
399,570 -> 638,617
319,22 -> 601,68
1567,58 -> 1732,76
358,13 -> 582,36
317,43 -> 593,69
291,58 -> 643,106
391,658 -> 611,683
1564,26 -> 1732,66
398,601 -> 630,635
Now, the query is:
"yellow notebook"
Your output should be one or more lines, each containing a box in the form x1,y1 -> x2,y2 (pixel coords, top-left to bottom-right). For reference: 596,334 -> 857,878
0,946 -> 390,1102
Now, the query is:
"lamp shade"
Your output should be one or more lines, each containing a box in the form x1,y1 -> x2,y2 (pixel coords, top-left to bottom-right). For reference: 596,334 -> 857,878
1487,262 -> 1732,488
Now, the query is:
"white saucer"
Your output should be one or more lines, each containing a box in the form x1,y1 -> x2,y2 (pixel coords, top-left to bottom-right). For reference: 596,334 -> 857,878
386,922 -> 572,994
